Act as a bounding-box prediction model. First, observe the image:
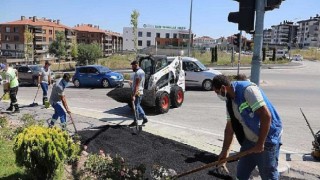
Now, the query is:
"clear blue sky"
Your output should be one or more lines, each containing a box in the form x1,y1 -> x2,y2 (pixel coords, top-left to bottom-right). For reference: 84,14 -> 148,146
1,0 -> 319,38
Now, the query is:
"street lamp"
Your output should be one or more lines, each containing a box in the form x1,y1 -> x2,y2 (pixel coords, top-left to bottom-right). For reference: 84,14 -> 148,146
187,0 -> 193,57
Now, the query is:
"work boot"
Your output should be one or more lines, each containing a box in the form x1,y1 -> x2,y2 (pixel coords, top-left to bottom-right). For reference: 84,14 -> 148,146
128,121 -> 137,127
43,97 -> 48,105
142,117 -> 148,125
13,104 -> 20,113
6,105 -> 13,112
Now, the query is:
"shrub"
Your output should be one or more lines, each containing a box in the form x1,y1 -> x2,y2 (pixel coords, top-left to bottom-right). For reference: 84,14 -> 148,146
0,116 -> 8,128
81,152 -> 146,179
13,126 -> 80,180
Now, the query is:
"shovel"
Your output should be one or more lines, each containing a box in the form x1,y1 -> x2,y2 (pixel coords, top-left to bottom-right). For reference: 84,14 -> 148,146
173,150 -> 252,179
0,93 -> 7,101
69,114 -> 78,133
29,86 -> 40,107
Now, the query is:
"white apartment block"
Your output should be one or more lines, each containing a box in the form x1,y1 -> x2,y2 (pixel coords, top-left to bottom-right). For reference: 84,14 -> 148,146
297,15 -> 320,48
123,24 -> 192,51
263,21 -> 298,47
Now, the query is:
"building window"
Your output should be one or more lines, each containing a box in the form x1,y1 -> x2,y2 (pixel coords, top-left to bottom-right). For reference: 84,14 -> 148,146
49,30 -> 53,35
42,29 -> 46,34
156,33 -> 160,38
173,33 -> 177,38
147,40 -> 151,46
166,33 -> 170,38
15,44 -> 18,50
5,35 -> 10,41
49,37 -> 53,42
138,40 -> 142,46
91,34 -> 94,38
13,36 -> 19,41
5,27 -> 10,33
43,37 -> 46,42
6,44 -> 10,49
13,27 -> 19,33
147,32 -> 151,37
138,31 -> 143,37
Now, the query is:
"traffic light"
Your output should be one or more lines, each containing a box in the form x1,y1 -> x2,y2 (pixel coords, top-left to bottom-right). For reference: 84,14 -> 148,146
228,0 -> 255,33
265,0 -> 285,11
233,33 -> 241,47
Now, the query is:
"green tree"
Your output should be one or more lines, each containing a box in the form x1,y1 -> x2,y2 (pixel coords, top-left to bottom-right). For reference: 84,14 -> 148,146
70,39 -> 78,61
24,28 -> 33,63
49,31 -> 66,62
130,9 -> 140,53
77,43 -> 102,65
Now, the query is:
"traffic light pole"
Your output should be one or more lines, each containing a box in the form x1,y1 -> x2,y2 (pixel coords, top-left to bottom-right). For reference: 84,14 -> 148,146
237,30 -> 242,76
250,0 -> 265,86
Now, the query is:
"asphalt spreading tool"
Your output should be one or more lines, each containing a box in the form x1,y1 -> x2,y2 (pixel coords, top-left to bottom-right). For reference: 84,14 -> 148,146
300,108 -> 320,161
69,114 -> 78,134
173,150 -> 252,179
131,100 -> 142,135
29,86 -> 40,107
0,93 -> 7,101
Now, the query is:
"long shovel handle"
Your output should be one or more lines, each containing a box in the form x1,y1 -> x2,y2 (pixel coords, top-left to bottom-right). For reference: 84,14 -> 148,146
32,86 -> 40,103
0,93 -> 7,101
173,150 -> 252,179
69,114 -> 78,133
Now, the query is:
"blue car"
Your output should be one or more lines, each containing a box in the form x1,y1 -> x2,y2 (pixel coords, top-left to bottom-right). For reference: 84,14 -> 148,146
72,65 -> 124,88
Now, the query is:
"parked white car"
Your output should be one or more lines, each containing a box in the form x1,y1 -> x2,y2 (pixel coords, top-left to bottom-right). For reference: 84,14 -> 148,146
168,56 -> 222,91
291,54 -> 303,61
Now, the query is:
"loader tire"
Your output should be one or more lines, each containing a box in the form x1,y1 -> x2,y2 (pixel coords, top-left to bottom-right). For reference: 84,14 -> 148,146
171,86 -> 184,108
156,92 -> 170,114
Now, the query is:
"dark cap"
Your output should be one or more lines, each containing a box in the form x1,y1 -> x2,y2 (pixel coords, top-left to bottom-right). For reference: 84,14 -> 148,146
45,60 -> 51,65
130,60 -> 138,65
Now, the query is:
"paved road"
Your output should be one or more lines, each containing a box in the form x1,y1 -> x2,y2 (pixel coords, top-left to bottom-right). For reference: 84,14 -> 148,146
13,60 -> 320,177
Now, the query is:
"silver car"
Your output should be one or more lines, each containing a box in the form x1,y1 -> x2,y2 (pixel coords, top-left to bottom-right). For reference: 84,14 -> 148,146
169,57 -> 222,91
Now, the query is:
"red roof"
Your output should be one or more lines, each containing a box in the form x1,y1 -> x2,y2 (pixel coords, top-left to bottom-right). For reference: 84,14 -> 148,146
0,19 -> 71,29
73,24 -> 105,33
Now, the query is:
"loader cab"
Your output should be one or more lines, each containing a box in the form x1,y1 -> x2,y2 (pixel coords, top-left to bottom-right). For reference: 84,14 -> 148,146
138,55 -> 168,89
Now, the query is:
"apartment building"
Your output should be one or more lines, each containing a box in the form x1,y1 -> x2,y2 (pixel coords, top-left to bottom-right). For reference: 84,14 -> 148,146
263,29 -> 272,45
193,36 -> 215,48
297,15 -> 320,48
0,16 -> 75,64
73,24 -> 123,56
123,24 -> 193,51
269,21 -> 298,46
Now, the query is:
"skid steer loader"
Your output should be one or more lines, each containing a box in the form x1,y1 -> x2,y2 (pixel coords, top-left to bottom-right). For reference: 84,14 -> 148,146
107,55 -> 185,114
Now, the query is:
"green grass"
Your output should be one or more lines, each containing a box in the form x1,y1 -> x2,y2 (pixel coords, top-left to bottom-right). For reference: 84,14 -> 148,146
291,48 -> 320,60
96,50 -> 292,70
0,139 -> 28,179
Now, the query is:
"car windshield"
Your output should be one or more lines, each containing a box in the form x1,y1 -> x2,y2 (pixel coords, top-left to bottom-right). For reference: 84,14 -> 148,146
96,66 -> 111,73
30,65 -> 41,72
194,60 -> 208,71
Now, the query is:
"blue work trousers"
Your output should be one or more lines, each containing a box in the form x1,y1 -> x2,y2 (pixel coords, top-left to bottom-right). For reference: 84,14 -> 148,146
50,102 -> 66,125
134,95 -> 146,121
40,82 -> 48,97
237,139 -> 281,180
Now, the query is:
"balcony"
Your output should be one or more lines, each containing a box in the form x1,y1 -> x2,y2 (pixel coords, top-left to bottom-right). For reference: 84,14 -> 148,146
35,49 -> 47,53
34,41 -> 48,45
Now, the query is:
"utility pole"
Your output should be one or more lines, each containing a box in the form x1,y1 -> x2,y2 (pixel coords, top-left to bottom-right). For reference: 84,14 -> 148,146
187,0 -> 193,57
237,30 -> 242,76
250,0 -> 265,86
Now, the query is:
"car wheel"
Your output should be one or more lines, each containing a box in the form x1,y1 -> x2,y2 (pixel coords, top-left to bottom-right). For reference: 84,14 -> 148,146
202,79 -> 213,91
171,86 -> 184,108
156,92 -> 170,114
73,79 -> 80,88
102,79 -> 110,88
33,78 -> 38,86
